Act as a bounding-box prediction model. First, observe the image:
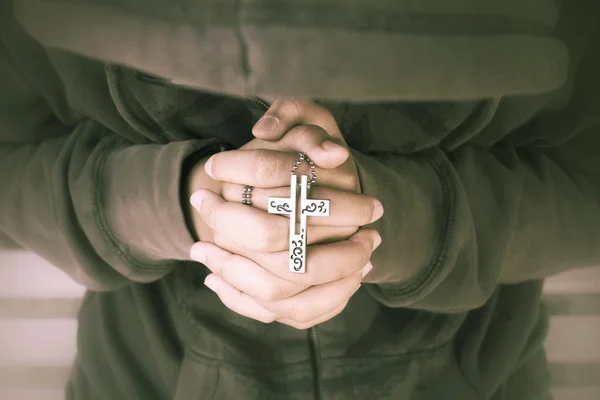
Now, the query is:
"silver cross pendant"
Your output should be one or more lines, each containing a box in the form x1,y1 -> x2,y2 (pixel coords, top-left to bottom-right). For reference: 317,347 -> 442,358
268,174 -> 330,273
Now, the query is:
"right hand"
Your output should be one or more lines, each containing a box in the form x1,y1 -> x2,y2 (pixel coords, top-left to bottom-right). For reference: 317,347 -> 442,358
185,125 -> 373,247
185,107 -> 384,329
185,137 -> 382,329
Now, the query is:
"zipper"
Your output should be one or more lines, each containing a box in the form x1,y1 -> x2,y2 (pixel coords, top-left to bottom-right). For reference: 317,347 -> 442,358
246,95 -> 324,400
307,326 -> 323,400
245,95 -> 271,111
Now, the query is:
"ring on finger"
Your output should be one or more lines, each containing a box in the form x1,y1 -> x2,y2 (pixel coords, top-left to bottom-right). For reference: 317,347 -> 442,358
241,185 -> 253,205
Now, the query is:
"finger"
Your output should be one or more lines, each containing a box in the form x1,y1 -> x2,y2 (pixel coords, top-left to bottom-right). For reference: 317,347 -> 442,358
193,189 -> 354,252
205,148 -> 354,189
251,228 -> 382,286
256,272 -> 362,325
212,225 -> 358,259
222,184 -> 384,227
191,241 -> 309,301
253,98 -> 343,141
203,274 -> 277,324
204,149 -> 299,188
242,124 -> 349,170
191,189 -> 289,251
277,300 -> 349,330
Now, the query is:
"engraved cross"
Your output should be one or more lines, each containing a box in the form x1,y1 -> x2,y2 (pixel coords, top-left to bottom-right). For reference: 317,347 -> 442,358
268,175 -> 330,273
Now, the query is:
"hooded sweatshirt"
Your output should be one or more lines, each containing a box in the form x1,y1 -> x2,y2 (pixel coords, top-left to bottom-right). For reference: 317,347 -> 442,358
1,0 -> 600,399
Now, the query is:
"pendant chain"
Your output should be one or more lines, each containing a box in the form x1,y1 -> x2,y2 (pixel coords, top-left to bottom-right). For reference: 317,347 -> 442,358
291,153 -> 317,191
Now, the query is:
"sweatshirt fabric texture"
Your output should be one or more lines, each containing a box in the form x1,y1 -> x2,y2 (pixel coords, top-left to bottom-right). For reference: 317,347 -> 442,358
1,0 -> 600,398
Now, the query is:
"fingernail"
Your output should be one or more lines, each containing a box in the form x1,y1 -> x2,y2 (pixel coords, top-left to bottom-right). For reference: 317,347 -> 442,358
190,244 -> 206,264
204,274 -> 219,293
254,115 -> 279,134
190,191 -> 204,211
361,262 -> 373,278
371,201 -> 384,223
321,140 -> 345,152
204,155 -> 214,178
373,233 -> 382,251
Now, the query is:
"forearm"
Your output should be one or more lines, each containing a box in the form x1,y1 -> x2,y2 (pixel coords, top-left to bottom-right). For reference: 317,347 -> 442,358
354,141 -> 600,312
0,122 -> 218,290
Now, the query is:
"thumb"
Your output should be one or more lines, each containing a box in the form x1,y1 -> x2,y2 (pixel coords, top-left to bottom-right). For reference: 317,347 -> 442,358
190,189 -> 228,230
252,98 -> 344,142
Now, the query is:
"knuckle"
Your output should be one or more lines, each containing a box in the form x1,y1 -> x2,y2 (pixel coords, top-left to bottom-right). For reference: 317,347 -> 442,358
260,289 -> 277,303
217,254 -> 241,282
212,232 -> 224,247
217,264 -> 232,284
274,98 -> 302,120
256,221 -> 284,251
253,152 -> 280,182
289,99 -> 307,120
287,307 -> 310,324
260,283 -> 285,302
277,97 -> 307,120
266,222 -> 286,250
212,233 -> 229,249
334,263 -> 348,281
283,308 -> 299,323
254,230 -> 270,252
298,125 -> 322,146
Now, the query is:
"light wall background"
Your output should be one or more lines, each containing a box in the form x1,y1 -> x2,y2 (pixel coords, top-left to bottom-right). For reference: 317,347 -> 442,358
1,251 -> 600,399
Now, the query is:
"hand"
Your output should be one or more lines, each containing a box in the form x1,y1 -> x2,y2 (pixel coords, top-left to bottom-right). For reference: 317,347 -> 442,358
199,99 -> 373,248
191,226 -> 380,329
189,99 -> 384,329
184,124 -> 352,243
186,103 -> 372,246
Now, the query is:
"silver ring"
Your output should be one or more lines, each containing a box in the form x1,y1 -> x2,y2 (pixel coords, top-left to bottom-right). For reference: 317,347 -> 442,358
241,185 -> 253,205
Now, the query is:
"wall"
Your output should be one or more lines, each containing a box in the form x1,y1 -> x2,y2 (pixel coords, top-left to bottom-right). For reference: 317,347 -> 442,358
1,251 -> 599,399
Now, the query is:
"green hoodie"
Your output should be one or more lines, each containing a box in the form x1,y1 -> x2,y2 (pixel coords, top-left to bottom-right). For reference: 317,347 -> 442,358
1,0 -> 600,398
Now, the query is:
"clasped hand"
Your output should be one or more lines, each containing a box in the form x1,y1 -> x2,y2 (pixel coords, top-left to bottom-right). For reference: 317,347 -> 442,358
188,99 -> 383,329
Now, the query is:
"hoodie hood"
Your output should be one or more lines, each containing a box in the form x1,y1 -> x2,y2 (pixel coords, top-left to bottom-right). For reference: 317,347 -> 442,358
12,0 -> 568,101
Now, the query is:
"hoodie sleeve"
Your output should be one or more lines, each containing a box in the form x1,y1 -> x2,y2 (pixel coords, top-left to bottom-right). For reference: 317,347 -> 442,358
0,21 -> 217,291
359,39 -> 600,313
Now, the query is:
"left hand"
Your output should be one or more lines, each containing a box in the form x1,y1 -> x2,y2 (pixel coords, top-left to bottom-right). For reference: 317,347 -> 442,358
186,121 -> 362,246
190,99 -> 383,329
